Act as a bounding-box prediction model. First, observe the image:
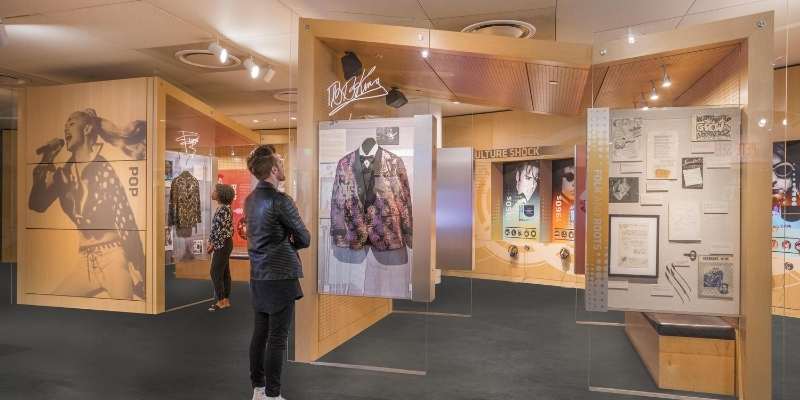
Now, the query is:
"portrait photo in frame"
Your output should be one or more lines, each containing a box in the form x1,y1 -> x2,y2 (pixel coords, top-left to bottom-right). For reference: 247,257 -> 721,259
609,214 -> 660,278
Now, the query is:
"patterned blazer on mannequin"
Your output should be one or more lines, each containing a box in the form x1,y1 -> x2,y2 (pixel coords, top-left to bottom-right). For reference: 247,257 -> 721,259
330,147 -> 412,251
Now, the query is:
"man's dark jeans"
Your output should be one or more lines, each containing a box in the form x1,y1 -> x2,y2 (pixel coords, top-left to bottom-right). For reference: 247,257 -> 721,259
249,303 -> 293,397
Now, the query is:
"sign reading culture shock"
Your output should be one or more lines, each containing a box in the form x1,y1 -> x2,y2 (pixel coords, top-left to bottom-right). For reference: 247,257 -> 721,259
327,66 -> 389,116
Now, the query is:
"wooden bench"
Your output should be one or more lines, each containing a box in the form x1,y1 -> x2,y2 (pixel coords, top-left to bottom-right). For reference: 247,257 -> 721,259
624,311 -> 736,396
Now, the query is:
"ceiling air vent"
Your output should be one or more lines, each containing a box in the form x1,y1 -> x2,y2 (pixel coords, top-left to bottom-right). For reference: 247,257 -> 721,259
175,49 -> 242,70
461,20 -> 536,39
273,89 -> 297,103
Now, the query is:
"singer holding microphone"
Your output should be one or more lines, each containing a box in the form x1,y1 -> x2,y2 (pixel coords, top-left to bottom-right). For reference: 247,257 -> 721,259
28,109 -> 147,300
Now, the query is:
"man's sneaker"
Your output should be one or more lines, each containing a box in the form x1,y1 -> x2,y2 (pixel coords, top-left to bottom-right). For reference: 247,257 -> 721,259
252,387 -> 267,400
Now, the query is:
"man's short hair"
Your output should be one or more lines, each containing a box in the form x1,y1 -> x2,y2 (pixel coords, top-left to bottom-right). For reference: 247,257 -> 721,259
247,144 -> 278,180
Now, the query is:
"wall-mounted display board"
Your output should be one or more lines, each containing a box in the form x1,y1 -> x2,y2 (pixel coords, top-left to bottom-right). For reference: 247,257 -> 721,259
317,116 -> 435,302
18,78 -> 150,312
607,106 -> 741,316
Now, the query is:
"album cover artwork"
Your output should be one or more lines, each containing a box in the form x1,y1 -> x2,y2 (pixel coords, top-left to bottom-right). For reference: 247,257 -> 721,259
609,177 -> 639,203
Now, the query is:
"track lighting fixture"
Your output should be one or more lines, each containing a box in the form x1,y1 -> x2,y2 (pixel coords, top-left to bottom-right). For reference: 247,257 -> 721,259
661,65 -> 671,88
244,57 -> 260,79
627,28 -> 636,44
341,51 -> 363,80
0,18 -> 8,48
649,81 -> 659,101
208,42 -> 228,64
262,65 -> 276,83
421,49 -> 429,59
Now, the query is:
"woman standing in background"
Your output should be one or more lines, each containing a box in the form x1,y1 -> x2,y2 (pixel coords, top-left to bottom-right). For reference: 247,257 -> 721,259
208,183 -> 235,311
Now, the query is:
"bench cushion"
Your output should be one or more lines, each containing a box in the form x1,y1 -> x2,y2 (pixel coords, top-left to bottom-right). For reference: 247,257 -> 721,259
643,312 -> 735,340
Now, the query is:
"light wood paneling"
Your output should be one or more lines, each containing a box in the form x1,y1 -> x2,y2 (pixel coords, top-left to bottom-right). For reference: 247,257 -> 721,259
625,312 -> 736,396
528,64 -> 589,115
317,28 -> 590,117
427,52 -> 532,110
593,44 -> 739,109
2,130 -> 17,262
319,39 -> 453,100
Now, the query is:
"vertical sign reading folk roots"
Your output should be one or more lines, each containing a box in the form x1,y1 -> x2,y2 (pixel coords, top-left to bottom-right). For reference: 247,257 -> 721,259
585,108 -> 610,312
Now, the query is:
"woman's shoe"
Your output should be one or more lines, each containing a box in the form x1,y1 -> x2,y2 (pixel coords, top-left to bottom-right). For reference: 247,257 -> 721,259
208,303 -> 224,312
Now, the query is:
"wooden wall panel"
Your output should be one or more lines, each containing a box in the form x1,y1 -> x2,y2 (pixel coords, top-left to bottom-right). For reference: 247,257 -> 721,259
19,78 -> 151,312
675,47 -> 743,107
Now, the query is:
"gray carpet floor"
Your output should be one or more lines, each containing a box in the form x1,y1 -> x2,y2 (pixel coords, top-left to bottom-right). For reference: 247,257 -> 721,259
0,270 -> 797,400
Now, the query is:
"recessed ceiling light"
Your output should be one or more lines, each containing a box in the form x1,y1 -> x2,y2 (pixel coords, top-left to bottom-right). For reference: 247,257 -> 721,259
252,119 -> 260,123
290,116 -> 297,121
272,118 -> 277,122
175,49 -> 241,70
783,118 -> 788,126
758,118 -> 767,128
421,49 -> 429,59
452,101 -> 460,104
274,89 -> 297,103
548,80 -> 558,85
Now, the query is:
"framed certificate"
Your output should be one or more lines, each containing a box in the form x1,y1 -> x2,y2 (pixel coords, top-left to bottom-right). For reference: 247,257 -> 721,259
609,214 -> 659,278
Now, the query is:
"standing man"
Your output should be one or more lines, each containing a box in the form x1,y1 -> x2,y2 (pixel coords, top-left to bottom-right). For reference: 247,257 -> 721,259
245,145 -> 310,400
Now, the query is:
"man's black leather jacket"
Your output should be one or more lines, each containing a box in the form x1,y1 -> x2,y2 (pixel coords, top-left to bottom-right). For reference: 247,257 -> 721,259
245,181 -> 310,280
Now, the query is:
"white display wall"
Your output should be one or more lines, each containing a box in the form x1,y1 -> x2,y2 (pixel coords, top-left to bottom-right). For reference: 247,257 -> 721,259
607,106 -> 741,316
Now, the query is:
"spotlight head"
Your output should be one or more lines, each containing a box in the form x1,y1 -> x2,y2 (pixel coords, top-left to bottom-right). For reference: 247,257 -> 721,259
341,51 -> 363,80
385,87 -> 408,109
244,57 -> 260,79
208,42 -> 228,64
661,65 -> 671,88
649,82 -> 659,101
262,65 -> 276,83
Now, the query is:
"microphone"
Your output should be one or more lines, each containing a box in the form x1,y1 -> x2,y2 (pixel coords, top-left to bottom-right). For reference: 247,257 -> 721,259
36,139 -> 65,156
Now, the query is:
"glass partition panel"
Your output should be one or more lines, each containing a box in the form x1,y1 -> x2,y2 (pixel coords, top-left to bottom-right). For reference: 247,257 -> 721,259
580,9 -> 766,399
776,2 -> 798,399
0,87 -> 17,306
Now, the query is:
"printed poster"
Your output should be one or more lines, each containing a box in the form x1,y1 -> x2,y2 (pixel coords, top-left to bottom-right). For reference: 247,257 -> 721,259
502,160 -> 540,241
552,159 -> 575,242
610,118 -> 643,162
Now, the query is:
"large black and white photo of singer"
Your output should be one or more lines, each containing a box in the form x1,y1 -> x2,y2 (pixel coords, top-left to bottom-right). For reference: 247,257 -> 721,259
28,109 -> 147,300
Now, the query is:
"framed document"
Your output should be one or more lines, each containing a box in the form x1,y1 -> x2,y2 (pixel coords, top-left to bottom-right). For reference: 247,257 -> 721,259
609,214 -> 659,278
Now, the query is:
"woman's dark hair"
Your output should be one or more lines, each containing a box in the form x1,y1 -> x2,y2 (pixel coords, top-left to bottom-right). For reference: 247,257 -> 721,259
215,184 -> 235,205
247,144 -> 278,180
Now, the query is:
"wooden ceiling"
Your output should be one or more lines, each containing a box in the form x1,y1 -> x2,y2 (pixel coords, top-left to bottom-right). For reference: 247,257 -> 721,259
591,44 -> 740,109
165,96 -> 258,154
321,38 -> 590,116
